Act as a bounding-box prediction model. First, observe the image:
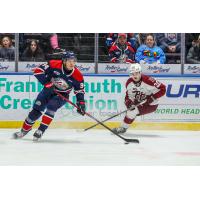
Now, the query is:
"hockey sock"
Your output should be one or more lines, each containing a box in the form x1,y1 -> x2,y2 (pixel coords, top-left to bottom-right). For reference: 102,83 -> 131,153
121,116 -> 134,129
121,107 -> 139,129
22,109 -> 42,132
38,109 -> 55,133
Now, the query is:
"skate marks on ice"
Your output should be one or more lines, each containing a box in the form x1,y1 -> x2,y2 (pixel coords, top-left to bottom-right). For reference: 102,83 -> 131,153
0,129 -> 200,165
11,132 -> 119,145
79,129 -> 161,138
123,132 -> 162,138
22,138 -> 81,144
8,128 -> 82,144
175,152 -> 200,156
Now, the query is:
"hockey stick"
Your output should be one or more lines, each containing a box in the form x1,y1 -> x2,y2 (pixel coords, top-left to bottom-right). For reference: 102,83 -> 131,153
55,91 -> 139,144
83,109 -> 128,132
83,100 -> 147,132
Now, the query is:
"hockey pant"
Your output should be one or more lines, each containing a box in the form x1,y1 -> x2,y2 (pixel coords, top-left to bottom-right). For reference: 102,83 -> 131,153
122,104 -> 158,129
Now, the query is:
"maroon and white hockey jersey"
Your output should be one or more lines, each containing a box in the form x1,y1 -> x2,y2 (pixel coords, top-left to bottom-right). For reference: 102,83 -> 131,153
125,74 -> 166,105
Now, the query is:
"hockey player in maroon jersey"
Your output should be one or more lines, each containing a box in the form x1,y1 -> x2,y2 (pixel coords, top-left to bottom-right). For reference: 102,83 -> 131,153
13,51 -> 85,141
113,63 -> 166,134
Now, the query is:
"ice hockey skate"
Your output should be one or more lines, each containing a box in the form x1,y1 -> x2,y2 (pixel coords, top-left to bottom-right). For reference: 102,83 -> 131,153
33,130 -> 44,141
13,130 -> 28,139
112,127 -> 127,134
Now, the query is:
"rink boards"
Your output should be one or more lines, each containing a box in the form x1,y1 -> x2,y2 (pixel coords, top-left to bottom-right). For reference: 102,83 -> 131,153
0,74 -> 200,130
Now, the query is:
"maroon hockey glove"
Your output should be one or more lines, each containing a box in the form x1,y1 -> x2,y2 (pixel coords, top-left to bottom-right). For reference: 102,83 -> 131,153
77,101 -> 86,116
145,95 -> 155,105
125,98 -> 137,110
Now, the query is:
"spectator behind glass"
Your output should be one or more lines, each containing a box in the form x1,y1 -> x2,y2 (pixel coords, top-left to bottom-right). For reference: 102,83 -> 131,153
21,39 -> 45,61
186,35 -> 200,64
135,34 -> 166,64
109,33 -> 135,63
137,33 -> 154,45
0,36 -> 15,61
156,33 -> 181,53
42,33 -> 62,53
185,33 -> 199,56
106,33 -> 139,50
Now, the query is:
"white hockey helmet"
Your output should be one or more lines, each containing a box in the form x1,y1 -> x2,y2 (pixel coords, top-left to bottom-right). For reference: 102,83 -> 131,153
129,63 -> 142,75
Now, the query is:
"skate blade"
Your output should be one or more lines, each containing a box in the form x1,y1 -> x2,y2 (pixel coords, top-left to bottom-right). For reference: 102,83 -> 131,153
12,133 -> 24,139
110,132 -> 125,136
33,137 -> 41,142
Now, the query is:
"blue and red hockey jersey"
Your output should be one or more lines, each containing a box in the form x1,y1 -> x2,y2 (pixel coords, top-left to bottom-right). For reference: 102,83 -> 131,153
33,60 -> 85,102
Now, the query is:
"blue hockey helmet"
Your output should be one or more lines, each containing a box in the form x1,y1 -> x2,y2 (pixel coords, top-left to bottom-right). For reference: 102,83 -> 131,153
62,51 -> 76,61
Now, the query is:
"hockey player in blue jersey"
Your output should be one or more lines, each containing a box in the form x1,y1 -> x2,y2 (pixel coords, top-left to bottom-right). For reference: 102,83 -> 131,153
13,51 -> 85,141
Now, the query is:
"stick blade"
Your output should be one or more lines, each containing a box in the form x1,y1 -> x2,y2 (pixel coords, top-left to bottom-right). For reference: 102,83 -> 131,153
125,138 -> 140,144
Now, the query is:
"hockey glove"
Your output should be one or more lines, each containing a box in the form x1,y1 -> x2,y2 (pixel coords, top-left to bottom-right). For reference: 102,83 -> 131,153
44,82 -> 54,89
77,101 -> 86,116
125,98 -> 137,110
145,95 -> 155,105
43,82 -> 55,95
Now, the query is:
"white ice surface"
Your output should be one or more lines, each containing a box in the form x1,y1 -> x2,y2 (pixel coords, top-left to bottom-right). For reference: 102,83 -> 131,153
0,129 -> 200,165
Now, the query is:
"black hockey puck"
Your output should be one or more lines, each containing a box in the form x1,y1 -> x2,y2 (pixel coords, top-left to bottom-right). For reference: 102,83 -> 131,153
124,142 -> 129,145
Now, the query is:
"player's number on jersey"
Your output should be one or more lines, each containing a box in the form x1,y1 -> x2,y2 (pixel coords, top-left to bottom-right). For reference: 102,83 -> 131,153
154,80 -> 161,88
149,77 -> 161,88
80,83 -> 84,89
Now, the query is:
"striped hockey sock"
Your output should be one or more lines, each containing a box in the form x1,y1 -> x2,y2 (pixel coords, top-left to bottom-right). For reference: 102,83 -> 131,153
38,110 -> 54,133
22,118 -> 34,132
121,116 -> 135,129
21,109 -> 42,132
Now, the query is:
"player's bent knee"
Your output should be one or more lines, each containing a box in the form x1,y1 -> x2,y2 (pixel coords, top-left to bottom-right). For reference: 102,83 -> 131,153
27,108 -> 43,122
126,107 -> 139,119
46,109 -> 55,116
33,101 -> 46,112
30,108 -> 42,117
